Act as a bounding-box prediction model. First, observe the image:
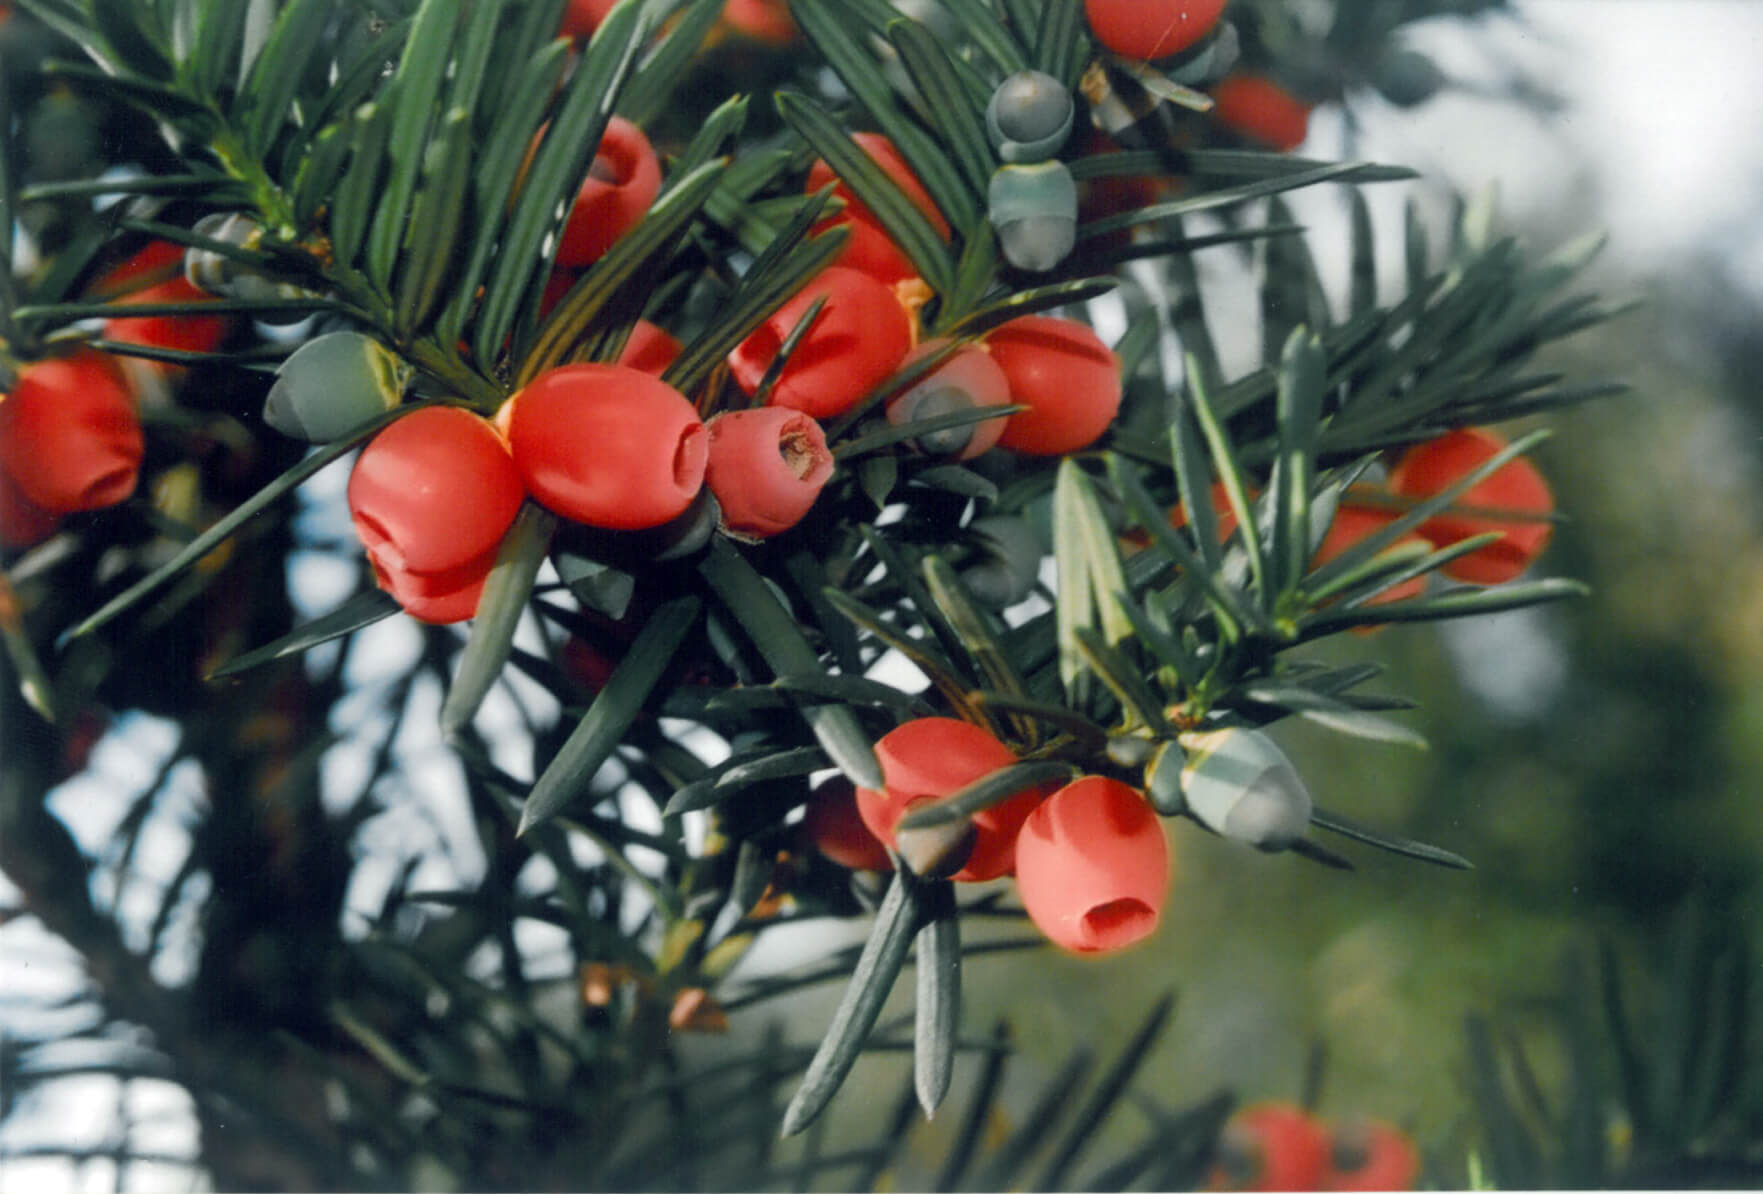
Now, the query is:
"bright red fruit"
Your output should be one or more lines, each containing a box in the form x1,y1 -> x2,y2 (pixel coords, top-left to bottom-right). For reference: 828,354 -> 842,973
1210,74 -> 1312,152
1386,427 -> 1554,585
721,0 -> 794,43
557,116 -> 662,268
1312,502 -> 1428,606
559,0 -> 617,39
1321,1119 -> 1421,1191
806,132 -> 951,284
854,717 -> 1047,883
1015,776 -> 1171,954
886,341 -> 1013,461
987,315 -> 1121,455
616,319 -> 683,375
727,266 -> 912,418
348,407 -> 525,624
1209,1102 -> 1334,1192
0,351 -> 143,514
703,406 -> 834,538
501,363 -> 707,530
802,777 -> 894,872
1084,0 -> 1226,61
99,242 -> 230,362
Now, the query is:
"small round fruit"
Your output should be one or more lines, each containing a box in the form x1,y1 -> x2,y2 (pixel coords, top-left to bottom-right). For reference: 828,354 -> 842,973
886,341 -> 1012,460
727,266 -> 912,418
1321,1119 -> 1421,1191
1209,1102 -> 1333,1192
806,132 -> 951,284
1210,73 -> 1311,152
987,315 -> 1121,455
1386,426 -> 1553,586
1085,0 -> 1227,62
988,160 -> 1078,271
1015,776 -> 1171,954
854,717 -> 1047,883
986,70 -> 1075,162
703,406 -> 834,538
557,116 -> 662,268
264,331 -> 408,443
0,351 -> 142,514
803,777 -> 894,872
1179,727 -> 1312,852
502,363 -> 708,530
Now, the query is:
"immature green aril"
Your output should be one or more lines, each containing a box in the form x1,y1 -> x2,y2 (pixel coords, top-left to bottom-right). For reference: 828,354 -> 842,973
988,161 -> 1078,272
1177,727 -> 1312,851
1143,739 -> 1186,816
958,516 -> 1042,609
263,331 -> 407,442
986,70 -> 1075,163
184,212 -> 315,321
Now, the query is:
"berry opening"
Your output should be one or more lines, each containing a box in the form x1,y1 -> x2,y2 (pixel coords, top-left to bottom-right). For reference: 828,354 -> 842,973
673,422 -> 709,492
1079,898 -> 1156,950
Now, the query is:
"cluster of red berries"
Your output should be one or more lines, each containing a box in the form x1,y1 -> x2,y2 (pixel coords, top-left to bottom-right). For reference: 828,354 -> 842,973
1209,1101 -> 1421,1192
345,120 -> 1127,624
1,241 -> 234,550
805,717 -> 1172,955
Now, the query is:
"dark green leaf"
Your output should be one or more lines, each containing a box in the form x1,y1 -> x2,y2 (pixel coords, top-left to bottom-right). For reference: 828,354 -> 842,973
780,871 -> 922,1135
1037,993 -> 1175,1190
439,504 -> 556,739
367,0 -> 463,290
239,0 -> 334,155
91,0 -> 173,79
1032,0 -> 1086,87
915,881 -> 960,1118
940,276 -> 1118,339
938,0 -> 1027,73
618,0 -> 724,127
393,106 -> 474,335
888,20 -> 995,198
1269,327 -> 1325,598
898,760 -> 1075,831
517,594 -> 702,835
206,590 -> 401,680
1309,806 -> 1469,869
663,746 -> 827,816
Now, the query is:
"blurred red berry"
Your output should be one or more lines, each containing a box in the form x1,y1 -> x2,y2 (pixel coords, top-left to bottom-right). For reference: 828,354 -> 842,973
1210,1102 -> 1333,1192
721,0 -> 794,43
501,363 -> 707,530
1085,0 -> 1226,61
1321,1119 -> 1421,1191
802,777 -> 894,872
987,315 -> 1121,455
348,407 -> 525,624
703,406 -> 834,539
1386,426 -> 1553,585
557,116 -> 662,268
615,319 -> 683,375
727,266 -> 912,418
854,717 -> 1047,882
0,351 -> 143,514
99,241 -> 231,363
0,467 -> 63,549
806,132 -> 951,284
559,0 -> 617,39
1312,502 -> 1429,607
1210,74 -> 1312,152
1015,776 -> 1171,954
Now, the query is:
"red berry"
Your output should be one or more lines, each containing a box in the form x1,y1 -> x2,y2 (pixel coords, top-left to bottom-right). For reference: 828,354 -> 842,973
721,0 -> 794,44
727,266 -> 912,418
1312,502 -> 1428,606
1211,74 -> 1312,152
886,340 -> 1012,461
559,0 -> 618,39
703,406 -> 834,538
1386,427 -> 1553,585
501,363 -> 707,530
802,777 -> 894,872
557,116 -> 662,268
99,242 -> 230,362
1085,0 -> 1226,62
806,133 -> 951,284
1321,1119 -> 1421,1191
1210,1102 -> 1333,1192
987,315 -> 1121,455
347,407 -> 525,624
615,319 -> 683,375
0,351 -> 143,514
1015,776 -> 1171,954
854,717 -> 1047,883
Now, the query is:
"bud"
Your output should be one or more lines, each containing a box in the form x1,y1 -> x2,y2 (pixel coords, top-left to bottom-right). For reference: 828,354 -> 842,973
986,70 -> 1074,163
989,161 -> 1078,272
1178,727 -> 1312,851
264,331 -> 407,442
185,213 -> 315,322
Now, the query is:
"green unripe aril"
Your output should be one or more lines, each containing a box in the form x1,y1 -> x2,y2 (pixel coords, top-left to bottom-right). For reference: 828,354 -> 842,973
988,161 -> 1078,272
986,71 -> 1075,163
264,331 -> 407,442
1178,727 -> 1312,851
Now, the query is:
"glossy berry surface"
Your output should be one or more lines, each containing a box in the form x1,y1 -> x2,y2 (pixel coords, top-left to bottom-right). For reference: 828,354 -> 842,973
987,315 -> 1122,455
806,132 -> 950,284
854,717 -> 1047,883
703,406 -> 834,538
347,406 -> 525,624
502,363 -> 707,531
1085,0 -> 1227,62
615,319 -> 683,375
1386,427 -> 1553,585
0,351 -> 143,514
557,116 -> 662,268
727,266 -> 912,418
802,777 -> 893,872
1015,776 -> 1171,954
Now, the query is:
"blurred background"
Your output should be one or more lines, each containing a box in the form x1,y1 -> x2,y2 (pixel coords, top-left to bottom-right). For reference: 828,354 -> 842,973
6,0 -> 1763,1188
